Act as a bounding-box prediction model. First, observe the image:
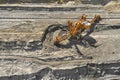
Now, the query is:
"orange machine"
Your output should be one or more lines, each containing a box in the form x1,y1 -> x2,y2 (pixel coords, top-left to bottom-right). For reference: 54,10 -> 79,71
54,14 -> 101,44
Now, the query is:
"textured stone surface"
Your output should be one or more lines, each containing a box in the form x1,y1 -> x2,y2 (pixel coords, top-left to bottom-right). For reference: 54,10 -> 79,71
0,3 -> 120,80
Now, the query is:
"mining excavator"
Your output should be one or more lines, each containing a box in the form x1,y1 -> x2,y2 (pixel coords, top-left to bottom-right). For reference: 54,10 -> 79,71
54,14 -> 101,45
41,14 -> 101,54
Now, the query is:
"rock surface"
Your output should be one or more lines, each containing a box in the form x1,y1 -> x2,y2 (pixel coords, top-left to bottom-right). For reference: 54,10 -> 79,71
104,1 -> 120,12
0,2 -> 120,80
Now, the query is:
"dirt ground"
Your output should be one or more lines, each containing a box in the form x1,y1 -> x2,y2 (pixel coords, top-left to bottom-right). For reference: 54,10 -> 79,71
0,2 -> 120,79
104,1 -> 120,12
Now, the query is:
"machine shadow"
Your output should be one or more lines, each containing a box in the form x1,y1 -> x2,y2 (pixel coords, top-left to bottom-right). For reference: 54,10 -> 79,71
55,23 -> 100,59
55,35 -> 97,59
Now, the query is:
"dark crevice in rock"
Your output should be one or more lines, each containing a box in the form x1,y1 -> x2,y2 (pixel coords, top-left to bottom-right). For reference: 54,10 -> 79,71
44,56 -> 75,62
0,62 -> 120,80
0,40 -> 42,51
0,6 -> 103,11
94,25 -> 120,32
